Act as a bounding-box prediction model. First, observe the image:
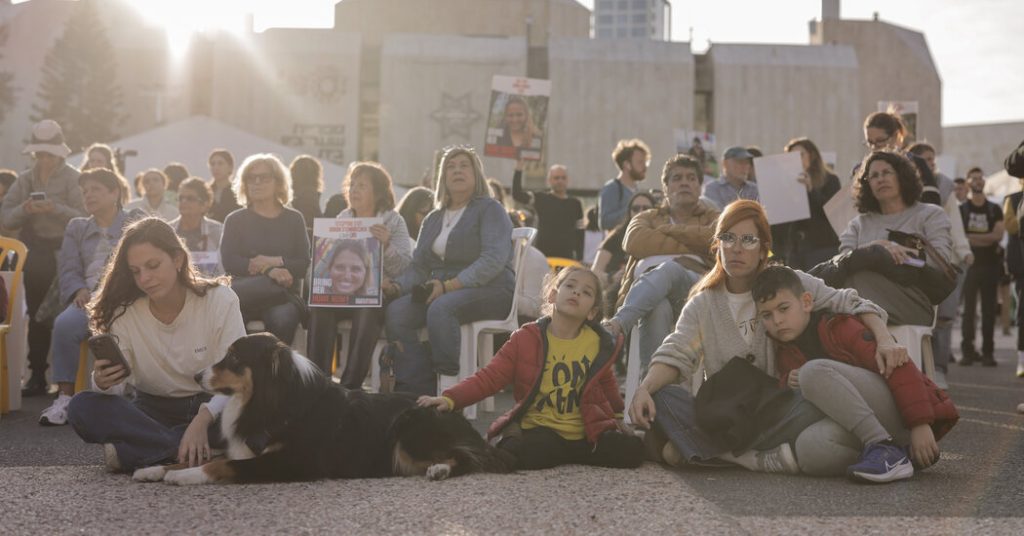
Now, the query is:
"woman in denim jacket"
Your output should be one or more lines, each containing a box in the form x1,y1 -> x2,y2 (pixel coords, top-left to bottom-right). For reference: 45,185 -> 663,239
383,147 -> 514,396
38,168 -> 139,425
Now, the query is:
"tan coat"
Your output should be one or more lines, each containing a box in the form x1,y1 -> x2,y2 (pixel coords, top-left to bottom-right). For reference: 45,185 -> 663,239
615,200 -> 720,309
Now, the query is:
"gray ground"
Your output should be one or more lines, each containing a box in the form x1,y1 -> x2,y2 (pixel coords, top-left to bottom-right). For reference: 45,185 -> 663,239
2,330 -> 1022,535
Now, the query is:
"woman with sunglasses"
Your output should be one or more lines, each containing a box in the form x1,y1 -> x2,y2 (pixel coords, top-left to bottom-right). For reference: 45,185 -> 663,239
169,178 -> 223,276
220,154 -> 311,345
591,192 -> 655,317
629,200 -> 908,475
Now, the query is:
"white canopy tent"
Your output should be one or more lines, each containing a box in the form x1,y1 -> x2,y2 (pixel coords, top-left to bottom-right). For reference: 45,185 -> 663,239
69,116 -> 407,210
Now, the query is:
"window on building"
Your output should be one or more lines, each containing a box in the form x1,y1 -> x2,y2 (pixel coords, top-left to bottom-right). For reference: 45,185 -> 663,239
618,0 -> 630,9
616,13 -> 628,23
633,13 -> 647,23
598,0 -> 614,9
631,27 -> 648,37
616,27 -> 629,37
597,14 -> 613,24
633,0 -> 648,8
597,28 -> 614,38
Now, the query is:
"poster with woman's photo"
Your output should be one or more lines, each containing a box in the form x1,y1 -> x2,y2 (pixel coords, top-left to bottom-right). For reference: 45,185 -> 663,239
310,218 -> 383,307
484,75 -> 551,161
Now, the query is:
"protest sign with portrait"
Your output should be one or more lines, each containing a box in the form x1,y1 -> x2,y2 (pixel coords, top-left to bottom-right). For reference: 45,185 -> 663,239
310,218 -> 383,307
484,75 -> 550,161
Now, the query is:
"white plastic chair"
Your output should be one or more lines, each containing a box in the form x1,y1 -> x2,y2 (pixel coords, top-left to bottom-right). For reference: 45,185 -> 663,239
886,306 -> 938,380
439,227 -> 537,420
620,255 -> 676,425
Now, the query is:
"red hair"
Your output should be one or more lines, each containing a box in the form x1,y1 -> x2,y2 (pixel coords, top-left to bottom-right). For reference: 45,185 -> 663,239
688,200 -> 772,299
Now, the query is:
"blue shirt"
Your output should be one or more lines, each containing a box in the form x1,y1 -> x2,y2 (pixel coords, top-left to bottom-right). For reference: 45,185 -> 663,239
702,177 -> 759,210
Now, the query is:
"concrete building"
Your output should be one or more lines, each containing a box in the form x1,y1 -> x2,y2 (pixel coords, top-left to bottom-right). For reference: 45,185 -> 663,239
943,121 -> 1024,179
594,0 -> 671,40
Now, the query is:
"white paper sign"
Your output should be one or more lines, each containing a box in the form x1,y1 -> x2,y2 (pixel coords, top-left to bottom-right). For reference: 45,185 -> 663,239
823,184 -> 859,239
753,152 -> 810,225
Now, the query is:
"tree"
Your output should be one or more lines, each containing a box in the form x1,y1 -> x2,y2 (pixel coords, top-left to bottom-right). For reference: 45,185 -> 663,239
0,23 -> 15,126
31,0 -> 123,151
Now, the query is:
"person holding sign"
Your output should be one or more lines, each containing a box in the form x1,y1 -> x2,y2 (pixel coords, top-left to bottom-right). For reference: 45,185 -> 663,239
169,178 -> 224,277
384,147 -> 514,396
781,138 -> 842,270
306,163 -> 411,388
485,77 -> 549,161
38,168 -> 139,426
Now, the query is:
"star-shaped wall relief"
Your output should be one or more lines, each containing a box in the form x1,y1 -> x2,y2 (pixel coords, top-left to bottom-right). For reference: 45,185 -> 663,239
430,92 -> 481,140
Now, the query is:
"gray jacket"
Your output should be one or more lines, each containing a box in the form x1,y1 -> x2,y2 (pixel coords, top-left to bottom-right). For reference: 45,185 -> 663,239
2,163 -> 84,241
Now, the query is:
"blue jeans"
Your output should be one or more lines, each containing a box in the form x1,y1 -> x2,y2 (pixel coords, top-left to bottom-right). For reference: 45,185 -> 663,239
613,261 -> 700,368
244,302 -> 301,345
385,285 -> 512,396
67,390 -> 221,472
51,304 -> 91,384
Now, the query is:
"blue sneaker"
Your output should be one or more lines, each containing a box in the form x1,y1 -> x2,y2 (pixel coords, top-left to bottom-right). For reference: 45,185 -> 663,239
847,441 -> 913,483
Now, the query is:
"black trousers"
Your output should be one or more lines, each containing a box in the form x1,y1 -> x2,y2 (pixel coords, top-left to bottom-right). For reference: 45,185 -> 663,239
497,425 -> 644,470
306,306 -> 384,390
962,260 -> 999,356
23,236 -> 61,379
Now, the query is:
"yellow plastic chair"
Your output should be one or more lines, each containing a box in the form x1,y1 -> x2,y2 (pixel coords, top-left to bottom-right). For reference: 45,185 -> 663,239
75,341 -> 91,393
546,257 -> 582,273
0,238 -> 28,414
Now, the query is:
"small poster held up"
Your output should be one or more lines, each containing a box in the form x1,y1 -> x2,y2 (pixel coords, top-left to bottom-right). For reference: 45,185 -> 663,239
484,76 -> 550,161
674,129 -> 718,176
877,101 -> 919,144
310,218 -> 384,308
753,152 -> 810,225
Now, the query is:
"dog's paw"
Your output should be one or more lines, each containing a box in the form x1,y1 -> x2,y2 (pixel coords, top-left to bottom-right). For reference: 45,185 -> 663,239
426,463 -> 451,481
163,466 -> 211,486
132,465 -> 168,482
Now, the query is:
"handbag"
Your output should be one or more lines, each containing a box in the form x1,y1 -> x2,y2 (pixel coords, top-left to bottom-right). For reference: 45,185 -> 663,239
231,275 -> 290,316
886,228 -> 959,304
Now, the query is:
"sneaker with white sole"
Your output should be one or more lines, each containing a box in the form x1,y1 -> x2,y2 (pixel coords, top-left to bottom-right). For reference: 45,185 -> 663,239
38,394 -> 72,426
755,443 -> 800,474
1016,361 -> 1024,378
847,440 -> 913,483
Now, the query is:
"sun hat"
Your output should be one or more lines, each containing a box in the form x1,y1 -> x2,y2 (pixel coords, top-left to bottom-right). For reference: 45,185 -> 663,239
23,119 -> 71,158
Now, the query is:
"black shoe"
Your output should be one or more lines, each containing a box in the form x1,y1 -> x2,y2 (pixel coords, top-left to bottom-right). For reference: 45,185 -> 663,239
21,376 -> 49,397
959,347 -> 979,366
981,355 -> 997,367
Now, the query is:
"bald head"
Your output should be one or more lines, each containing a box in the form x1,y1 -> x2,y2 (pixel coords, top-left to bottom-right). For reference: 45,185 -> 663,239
548,164 -> 569,196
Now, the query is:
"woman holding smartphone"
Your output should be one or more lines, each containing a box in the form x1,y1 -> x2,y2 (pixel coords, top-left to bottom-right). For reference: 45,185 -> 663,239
66,218 -> 247,473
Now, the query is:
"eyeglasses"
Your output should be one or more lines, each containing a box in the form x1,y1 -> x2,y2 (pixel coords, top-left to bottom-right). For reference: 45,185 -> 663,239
177,194 -> 202,204
864,136 -> 892,149
630,204 -> 652,214
245,172 -> 274,185
717,232 -> 761,250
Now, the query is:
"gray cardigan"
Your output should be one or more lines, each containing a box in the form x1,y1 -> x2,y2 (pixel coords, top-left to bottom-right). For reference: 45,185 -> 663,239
650,271 -> 886,392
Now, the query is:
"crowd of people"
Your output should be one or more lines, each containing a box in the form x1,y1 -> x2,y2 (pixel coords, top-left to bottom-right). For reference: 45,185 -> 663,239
2,113 -> 1023,485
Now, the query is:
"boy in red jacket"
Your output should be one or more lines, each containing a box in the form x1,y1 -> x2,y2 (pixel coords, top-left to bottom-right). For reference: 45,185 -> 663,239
752,266 -> 958,483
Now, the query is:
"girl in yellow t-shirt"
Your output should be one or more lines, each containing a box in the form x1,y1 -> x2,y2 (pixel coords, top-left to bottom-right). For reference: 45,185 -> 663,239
419,266 -> 643,470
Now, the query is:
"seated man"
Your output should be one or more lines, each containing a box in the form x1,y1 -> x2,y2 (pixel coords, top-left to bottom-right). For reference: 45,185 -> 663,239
752,265 -> 958,482
604,155 -> 719,368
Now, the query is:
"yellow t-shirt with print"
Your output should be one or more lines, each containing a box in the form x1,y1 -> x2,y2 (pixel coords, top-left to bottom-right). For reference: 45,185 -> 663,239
520,325 -> 601,440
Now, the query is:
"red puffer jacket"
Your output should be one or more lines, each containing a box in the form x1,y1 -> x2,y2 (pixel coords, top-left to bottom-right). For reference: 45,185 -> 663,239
776,313 -> 958,439
443,317 -> 625,444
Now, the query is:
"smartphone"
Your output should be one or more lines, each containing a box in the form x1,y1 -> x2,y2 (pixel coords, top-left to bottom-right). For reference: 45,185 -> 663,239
30,191 -> 47,201
411,282 -> 431,304
87,333 -> 131,374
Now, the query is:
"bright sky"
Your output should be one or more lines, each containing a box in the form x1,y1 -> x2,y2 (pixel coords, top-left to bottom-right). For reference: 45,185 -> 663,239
577,0 -> 1024,127
109,0 -> 1023,127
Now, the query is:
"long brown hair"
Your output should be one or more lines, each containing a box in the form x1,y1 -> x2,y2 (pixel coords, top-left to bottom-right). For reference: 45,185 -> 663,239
784,137 -> 829,191
88,218 -> 229,333
688,200 -> 772,299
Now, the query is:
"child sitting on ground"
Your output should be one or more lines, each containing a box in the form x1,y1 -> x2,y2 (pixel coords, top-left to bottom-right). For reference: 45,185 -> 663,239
752,265 -> 958,483
418,266 -> 644,470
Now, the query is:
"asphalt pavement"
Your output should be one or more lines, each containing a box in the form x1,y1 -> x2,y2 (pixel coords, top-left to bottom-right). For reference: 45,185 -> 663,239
1,330 -> 1022,535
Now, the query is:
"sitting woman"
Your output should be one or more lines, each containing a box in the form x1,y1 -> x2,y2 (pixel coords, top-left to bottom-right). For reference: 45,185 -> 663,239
397,186 -> 435,241
307,162 -> 411,388
169,178 -> 224,276
812,150 -> 954,326
38,168 -> 137,426
126,169 -> 179,221
384,147 -> 514,396
630,200 -> 908,475
66,218 -> 246,472
221,154 -> 311,345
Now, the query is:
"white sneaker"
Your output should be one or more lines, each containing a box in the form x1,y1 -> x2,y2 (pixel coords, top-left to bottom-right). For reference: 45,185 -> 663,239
933,369 -> 949,390
38,394 -> 72,426
755,443 -> 800,475
1016,361 -> 1024,379
662,441 -> 683,467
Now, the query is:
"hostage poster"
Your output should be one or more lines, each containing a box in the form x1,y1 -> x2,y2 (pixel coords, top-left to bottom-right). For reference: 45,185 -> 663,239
310,217 -> 383,307
484,75 -> 550,161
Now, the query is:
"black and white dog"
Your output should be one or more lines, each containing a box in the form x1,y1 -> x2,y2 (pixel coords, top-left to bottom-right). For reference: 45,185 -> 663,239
133,333 -> 513,485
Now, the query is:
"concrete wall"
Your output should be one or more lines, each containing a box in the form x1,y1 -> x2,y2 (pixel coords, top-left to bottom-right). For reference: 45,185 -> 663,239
812,18 -> 943,151
210,30 -> 362,172
943,121 -> 1024,178
709,43 -> 862,176
378,34 -> 527,186
547,37 -> 694,191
